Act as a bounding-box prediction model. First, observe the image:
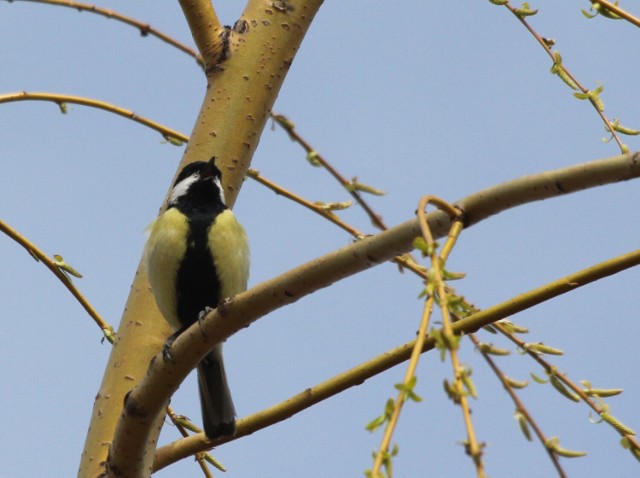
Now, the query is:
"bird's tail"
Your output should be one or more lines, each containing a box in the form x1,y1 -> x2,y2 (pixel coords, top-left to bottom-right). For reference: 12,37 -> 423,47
197,344 -> 236,439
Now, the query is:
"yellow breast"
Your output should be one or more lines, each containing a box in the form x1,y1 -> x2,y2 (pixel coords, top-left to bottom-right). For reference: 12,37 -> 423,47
208,209 -> 250,298
144,208 -> 189,329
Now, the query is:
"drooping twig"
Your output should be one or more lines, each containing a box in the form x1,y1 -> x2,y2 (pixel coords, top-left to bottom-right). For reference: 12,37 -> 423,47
494,321 -> 640,457
491,2 -> 630,152
470,333 -> 568,477
370,197 -> 465,477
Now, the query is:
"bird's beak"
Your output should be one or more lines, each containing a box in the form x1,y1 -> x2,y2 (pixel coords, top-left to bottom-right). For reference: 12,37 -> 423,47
201,157 -> 216,180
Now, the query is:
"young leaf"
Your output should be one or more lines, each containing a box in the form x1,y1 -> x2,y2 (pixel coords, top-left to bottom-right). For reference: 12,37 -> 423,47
515,411 -> 532,441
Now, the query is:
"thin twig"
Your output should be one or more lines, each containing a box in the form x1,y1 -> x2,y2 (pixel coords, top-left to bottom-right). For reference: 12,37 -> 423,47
0,219 -> 113,341
417,197 -> 485,476
501,3 -> 627,152
247,169 -> 363,237
371,197 -> 463,477
589,0 -> 640,27
470,333 -> 567,477
247,168 -> 428,276
494,322 -> 640,455
6,0 -> 204,67
0,221 -> 229,468
272,113 -> 387,230
165,408 -> 223,475
0,91 -> 188,144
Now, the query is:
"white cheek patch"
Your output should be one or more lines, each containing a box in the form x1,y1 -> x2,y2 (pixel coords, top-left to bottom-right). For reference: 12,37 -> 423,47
168,173 -> 199,205
213,176 -> 226,205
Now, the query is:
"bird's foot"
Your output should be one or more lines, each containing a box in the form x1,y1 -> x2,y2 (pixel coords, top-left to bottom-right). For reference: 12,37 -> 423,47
197,306 -> 215,338
162,328 -> 184,364
162,339 -> 176,364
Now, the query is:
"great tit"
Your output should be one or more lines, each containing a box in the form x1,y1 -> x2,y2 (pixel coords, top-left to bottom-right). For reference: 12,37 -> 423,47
144,158 -> 249,439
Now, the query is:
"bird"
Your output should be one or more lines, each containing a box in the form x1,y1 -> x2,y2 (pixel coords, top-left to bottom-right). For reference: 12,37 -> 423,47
144,157 -> 249,439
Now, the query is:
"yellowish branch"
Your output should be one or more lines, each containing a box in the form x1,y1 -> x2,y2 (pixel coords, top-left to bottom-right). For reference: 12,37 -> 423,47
371,196 -> 463,477
0,91 -> 188,144
177,0 -> 224,70
418,198 -> 485,476
165,408 -> 223,475
369,296 -> 433,476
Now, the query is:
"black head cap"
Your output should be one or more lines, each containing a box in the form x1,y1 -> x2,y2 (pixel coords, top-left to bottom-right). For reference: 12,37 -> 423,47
173,157 -> 221,186
167,157 -> 227,213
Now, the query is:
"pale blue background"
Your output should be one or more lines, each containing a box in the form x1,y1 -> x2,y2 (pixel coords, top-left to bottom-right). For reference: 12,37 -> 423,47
1,1 -> 639,477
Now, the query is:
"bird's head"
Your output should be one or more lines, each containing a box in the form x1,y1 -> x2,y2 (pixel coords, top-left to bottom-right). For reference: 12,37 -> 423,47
167,157 -> 227,213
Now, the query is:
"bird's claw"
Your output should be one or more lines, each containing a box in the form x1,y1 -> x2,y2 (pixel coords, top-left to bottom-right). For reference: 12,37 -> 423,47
162,330 -> 181,364
162,341 -> 176,364
198,306 -> 214,338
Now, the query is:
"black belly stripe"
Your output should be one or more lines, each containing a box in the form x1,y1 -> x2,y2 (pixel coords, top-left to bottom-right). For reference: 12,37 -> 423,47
175,213 -> 222,329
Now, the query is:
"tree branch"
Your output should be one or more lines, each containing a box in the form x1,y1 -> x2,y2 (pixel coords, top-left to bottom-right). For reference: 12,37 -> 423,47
0,219 -> 112,339
0,91 -> 187,144
178,0 -> 223,69
154,246 -> 640,469
458,152 -> 640,227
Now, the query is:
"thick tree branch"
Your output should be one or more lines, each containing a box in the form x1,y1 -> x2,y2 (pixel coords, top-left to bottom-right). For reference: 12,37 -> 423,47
458,152 -> 640,227
82,1 -> 325,477
109,152 -> 640,468
178,0 -> 223,69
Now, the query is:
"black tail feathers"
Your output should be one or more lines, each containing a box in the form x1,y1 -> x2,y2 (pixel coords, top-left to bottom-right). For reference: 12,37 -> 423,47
197,346 -> 236,439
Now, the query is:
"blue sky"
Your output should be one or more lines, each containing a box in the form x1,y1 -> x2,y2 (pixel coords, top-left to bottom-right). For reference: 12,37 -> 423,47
1,1 -> 639,477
